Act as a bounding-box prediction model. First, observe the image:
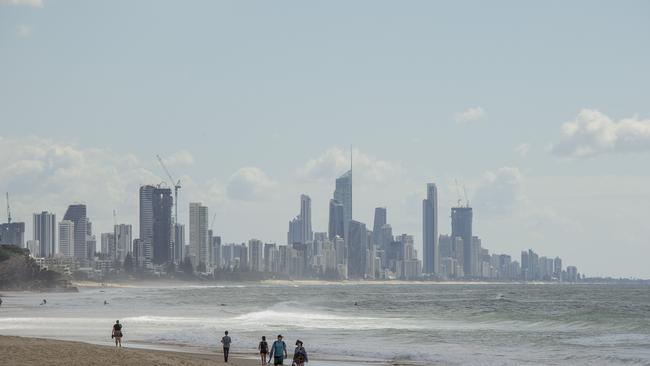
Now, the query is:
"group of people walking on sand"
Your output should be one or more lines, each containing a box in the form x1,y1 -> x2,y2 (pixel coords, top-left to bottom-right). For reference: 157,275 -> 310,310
110,322 -> 307,365
222,331 -> 308,366
252,334 -> 308,366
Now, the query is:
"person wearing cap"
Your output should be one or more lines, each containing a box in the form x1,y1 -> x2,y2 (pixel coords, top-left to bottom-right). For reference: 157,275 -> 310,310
269,334 -> 287,365
292,340 -> 308,366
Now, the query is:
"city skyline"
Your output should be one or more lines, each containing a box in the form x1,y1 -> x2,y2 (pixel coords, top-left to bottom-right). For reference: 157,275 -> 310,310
1,166 -> 583,283
0,148 -> 645,279
1,1 -> 650,278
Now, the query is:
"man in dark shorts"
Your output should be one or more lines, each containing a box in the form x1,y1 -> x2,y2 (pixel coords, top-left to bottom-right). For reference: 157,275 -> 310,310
111,320 -> 123,347
268,334 -> 287,365
221,330 -> 232,362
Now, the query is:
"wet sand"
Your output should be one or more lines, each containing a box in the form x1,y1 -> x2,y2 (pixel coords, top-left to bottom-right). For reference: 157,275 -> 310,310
0,336 -> 258,366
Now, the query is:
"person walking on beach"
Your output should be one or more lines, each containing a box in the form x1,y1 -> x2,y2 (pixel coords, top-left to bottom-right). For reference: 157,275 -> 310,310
221,330 -> 232,362
292,340 -> 308,366
258,336 -> 269,365
111,320 -> 123,347
269,334 -> 287,365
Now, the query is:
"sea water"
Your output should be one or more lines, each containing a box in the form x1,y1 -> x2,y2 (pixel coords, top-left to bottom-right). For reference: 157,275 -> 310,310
1,282 -> 649,365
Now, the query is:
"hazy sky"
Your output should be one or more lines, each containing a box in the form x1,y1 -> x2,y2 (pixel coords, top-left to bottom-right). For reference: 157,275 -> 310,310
1,0 -> 649,277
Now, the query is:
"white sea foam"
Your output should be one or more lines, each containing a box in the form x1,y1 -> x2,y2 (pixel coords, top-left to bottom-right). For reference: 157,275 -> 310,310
1,284 -> 648,365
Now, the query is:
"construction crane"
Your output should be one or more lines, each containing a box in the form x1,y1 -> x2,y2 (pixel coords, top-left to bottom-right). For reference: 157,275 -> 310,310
113,209 -> 119,258
463,185 -> 470,208
454,180 -> 463,207
6,192 -> 11,224
156,155 -> 182,226
210,213 -> 217,233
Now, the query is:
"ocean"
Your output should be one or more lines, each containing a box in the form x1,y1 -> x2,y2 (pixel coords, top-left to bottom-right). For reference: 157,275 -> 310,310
1,282 -> 649,365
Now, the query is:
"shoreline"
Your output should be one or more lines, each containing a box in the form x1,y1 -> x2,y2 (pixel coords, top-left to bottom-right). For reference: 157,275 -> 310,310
0,335 -> 393,366
0,336 -> 396,366
0,335 -> 252,366
65,279 -> 619,289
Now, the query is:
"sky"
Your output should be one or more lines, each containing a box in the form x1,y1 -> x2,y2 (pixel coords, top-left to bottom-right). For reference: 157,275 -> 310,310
1,0 -> 649,278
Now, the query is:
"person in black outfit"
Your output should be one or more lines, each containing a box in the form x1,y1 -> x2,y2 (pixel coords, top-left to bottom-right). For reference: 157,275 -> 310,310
112,320 -> 123,347
221,330 -> 232,362
258,336 -> 269,365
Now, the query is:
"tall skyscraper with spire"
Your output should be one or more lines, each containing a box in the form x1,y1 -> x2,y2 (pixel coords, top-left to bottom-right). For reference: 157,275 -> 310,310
422,183 -> 439,274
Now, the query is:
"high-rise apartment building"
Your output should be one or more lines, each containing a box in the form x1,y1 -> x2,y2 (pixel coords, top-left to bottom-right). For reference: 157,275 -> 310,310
520,250 -> 529,280
471,236 -> 482,277
300,194 -> 313,243
451,206 -> 473,277
439,234 -> 452,258
566,266 -> 578,282
211,234 -> 221,268
63,204 -> 87,259
553,257 -> 562,280
347,220 -> 367,279
333,170 -> 352,225
86,218 -> 96,258
101,233 -> 115,258
0,222 -> 25,248
140,185 -> 173,266
372,207 -> 387,249
288,216 -> 302,245
189,202 -> 208,268
174,223 -> 184,264
265,243 -> 280,273
33,211 -> 56,257
58,220 -> 74,258
287,195 -> 313,246
249,239 -> 264,272
328,199 -> 345,240
422,183 -> 439,274
239,243 -> 249,271
114,224 -> 132,262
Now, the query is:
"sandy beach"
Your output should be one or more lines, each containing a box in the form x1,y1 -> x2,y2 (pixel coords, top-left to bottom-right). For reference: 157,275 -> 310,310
0,336 -> 259,366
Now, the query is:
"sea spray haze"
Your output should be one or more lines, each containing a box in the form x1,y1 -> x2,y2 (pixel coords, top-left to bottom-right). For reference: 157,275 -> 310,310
1,283 -> 650,365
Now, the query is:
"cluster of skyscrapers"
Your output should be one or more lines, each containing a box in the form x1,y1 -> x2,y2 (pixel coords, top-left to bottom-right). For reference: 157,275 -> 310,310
0,167 -> 580,282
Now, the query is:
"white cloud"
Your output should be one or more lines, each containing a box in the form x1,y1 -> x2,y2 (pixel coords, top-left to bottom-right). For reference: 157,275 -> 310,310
472,166 -> 526,215
226,167 -> 276,201
16,25 -> 32,37
0,136 -> 161,238
298,146 -> 400,183
515,143 -> 531,157
0,0 -> 42,7
454,106 -> 485,124
551,109 -> 650,158
160,150 -> 195,168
